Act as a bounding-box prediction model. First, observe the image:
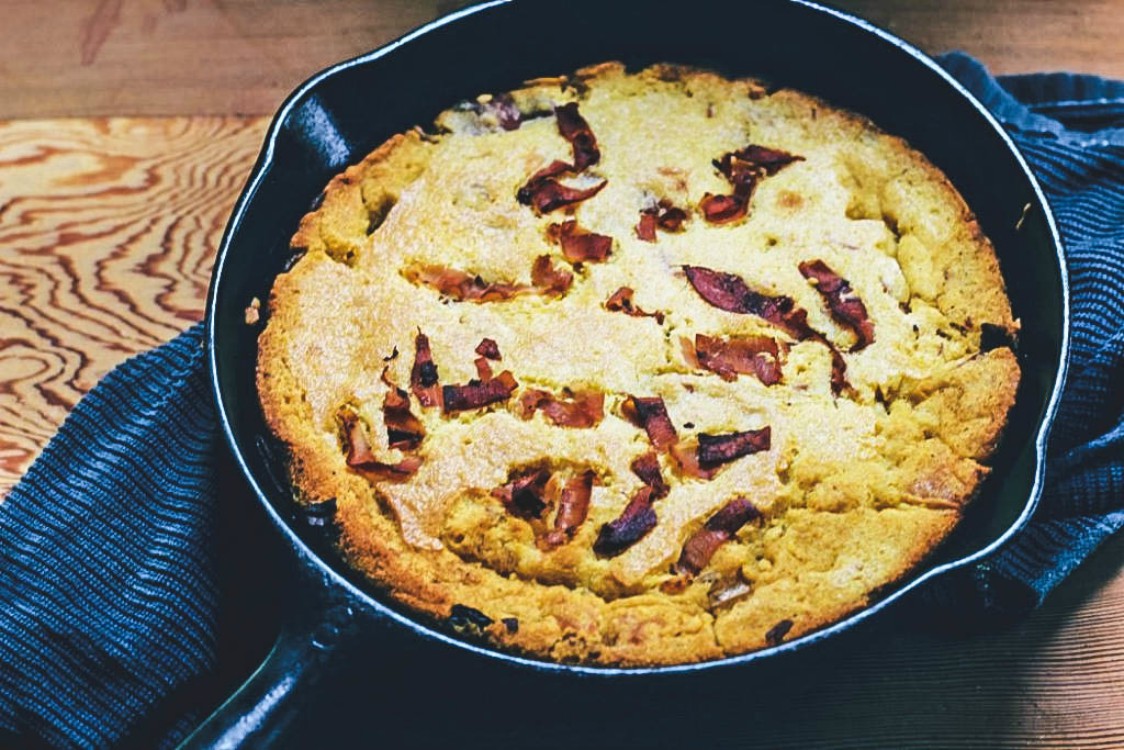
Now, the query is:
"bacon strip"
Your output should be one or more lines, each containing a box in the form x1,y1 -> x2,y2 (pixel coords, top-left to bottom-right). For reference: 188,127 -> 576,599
798,259 -> 875,351
492,469 -> 549,519
515,104 -> 605,214
516,160 -> 607,214
636,211 -> 657,242
338,409 -> 422,480
518,158 -> 568,190
674,498 -> 761,576
339,408 -> 376,466
412,256 -> 573,301
683,265 -> 849,394
412,266 -> 529,302
481,93 -> 522,131
636,202 -> 688,241
541,470 -> 595,549
554,102 -> 600,170
630,451 -> 669,498
765,619 -> 794,646
716,145 -> 803,179
442,371 -> 518,414
669,440 -> 718,480
381,370 -> 425,450
410,332 -> 440,408
604,287 -> 664,324
475,338 -> 501,360
530,255 -> 574,295
699,192 -> 752,225
682,266 -> 816,340
548,220 -> 613,263
694,334 -> 782,385
593,486 -> 658,558
825,343 -> 849,396
697,427 -> 771,468
701,144 -> 803,225
518,388 -> 605,428
655,204 -> 688,231
473,357 -> 493,381
622,396 -> 678,451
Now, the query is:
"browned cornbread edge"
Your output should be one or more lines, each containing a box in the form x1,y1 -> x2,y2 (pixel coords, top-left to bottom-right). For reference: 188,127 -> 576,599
255,62 -> 1020,667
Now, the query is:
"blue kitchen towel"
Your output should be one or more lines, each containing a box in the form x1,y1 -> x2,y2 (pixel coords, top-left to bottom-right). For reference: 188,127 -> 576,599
0,53 -> 1122,748
924,52 -> 1124,621
0,327 -> 218,749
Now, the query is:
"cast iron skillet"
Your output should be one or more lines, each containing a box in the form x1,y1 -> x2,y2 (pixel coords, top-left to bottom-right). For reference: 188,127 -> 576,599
189,0 -> 1069,745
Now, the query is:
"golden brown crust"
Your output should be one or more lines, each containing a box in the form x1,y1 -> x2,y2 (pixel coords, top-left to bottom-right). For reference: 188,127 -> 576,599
256,62 -> 1020,666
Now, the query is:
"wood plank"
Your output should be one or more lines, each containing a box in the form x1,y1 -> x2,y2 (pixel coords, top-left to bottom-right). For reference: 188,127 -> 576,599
837,0 -> 1124,78
0,0 -> 1120,119
0,117 -> 266,487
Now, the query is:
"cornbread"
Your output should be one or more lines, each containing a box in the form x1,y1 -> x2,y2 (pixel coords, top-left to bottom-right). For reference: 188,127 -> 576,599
256,62 -> 1019,666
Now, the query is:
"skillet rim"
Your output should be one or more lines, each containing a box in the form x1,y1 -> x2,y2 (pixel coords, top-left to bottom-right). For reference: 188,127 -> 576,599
205,0 -> 1070,675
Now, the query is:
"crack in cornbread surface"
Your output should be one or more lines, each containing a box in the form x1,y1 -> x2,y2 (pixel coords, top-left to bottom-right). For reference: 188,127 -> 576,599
256,62 -> 1019,666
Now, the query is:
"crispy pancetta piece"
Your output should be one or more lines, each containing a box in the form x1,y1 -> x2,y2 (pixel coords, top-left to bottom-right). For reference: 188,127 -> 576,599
696,428 -> 771,467
693,334 -> 782,385
338,408 -> 422,481
715,145 -> 803,179
593,486 -> 658,558
475,338 -> 502,360
798,259 -> 875,351
554,102 -> 600,170
683,265 -> 850,394
669,440 -> 718,480
636,201 -> 688,241
410,331 -> 441,408
682,266 -> 816,340
699,192 -> 752,224
530,255 -> 574,295
381,370 -> 425,450
548,220 -> 613,263
492,469 -> 550,519
701,144 -> 803,225
630,451 -> 669,499
674,498 -> 761,576
516,160 -> 607,214
412,266 -> 530,302
541,470 -> 595,549
442,371 -> 518,414
622,395 -> 678,451
603,286 -> 664,324
518,388 -> 605,428
473,357 -> 493,381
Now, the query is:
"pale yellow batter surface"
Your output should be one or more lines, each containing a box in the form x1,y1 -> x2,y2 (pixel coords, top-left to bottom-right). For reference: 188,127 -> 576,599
257,63 -> 1019,665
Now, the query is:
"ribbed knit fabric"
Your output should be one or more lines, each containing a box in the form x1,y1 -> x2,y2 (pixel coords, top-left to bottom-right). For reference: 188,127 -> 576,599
924,53 -> 1124,622
0,55 -> 1120,747
0,326 -> 217,748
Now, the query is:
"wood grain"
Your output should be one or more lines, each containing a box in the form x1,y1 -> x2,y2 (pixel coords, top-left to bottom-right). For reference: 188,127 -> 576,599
0,0 -> 1121,119
0,117 -> 266,488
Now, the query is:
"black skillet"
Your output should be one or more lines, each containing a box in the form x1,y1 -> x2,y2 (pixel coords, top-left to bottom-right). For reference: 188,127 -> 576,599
189,0 -> 1069,745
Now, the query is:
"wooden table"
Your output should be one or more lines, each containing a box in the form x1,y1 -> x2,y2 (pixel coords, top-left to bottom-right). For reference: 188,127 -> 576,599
2,2 -> 1122,746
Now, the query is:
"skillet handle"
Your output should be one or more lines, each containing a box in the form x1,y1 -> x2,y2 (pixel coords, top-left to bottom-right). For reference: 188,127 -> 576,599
176,585 -> 359,749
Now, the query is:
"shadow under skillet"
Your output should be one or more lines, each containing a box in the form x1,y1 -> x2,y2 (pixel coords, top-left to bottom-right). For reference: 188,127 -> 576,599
278,608 -> 890,749
277,539 -> 1124,749
163,449 -> 1124,750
